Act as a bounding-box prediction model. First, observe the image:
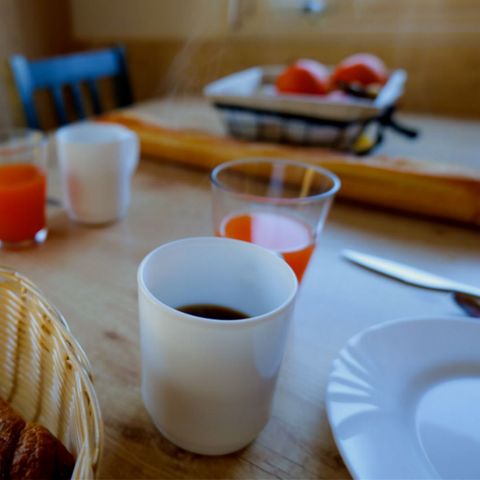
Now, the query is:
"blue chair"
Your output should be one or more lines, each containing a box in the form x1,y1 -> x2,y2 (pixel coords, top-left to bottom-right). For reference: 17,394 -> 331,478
10,46 -> 133,130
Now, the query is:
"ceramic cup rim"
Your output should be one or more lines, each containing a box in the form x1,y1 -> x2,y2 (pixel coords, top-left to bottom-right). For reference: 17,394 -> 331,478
56,121 -> 137,146
137,236 -> 298,328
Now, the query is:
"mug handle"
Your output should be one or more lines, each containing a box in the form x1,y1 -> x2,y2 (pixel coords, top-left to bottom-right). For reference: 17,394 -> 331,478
129,134 -> 140,175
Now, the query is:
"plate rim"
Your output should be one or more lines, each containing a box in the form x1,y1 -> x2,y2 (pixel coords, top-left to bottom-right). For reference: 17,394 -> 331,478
325,315 -> 480,480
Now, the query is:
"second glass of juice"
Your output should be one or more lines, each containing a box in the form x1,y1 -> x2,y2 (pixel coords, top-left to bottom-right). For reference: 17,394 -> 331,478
211,158 -> 340,282
0,129 -> 48,248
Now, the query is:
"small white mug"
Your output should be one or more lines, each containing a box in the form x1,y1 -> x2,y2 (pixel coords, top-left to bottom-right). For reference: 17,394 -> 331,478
56,122 -> 139,225
138,237 -> 298,455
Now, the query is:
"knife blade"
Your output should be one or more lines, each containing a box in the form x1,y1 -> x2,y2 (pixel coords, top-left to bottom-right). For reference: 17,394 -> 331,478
342,249 -> 480,299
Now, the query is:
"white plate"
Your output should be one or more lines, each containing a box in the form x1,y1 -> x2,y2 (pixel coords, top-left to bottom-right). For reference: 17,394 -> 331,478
326,317 -> 480,479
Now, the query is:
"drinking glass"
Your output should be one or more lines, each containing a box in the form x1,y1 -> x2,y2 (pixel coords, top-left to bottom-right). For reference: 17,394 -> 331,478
0,129 -> 48,248
211,158 -> 340,281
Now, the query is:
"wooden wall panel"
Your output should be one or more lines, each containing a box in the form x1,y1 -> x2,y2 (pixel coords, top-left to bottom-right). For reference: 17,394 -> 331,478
85,34 -> 478,119
1,0 -> 478,126
0,0 -> 71,128
74,0 -> 480,118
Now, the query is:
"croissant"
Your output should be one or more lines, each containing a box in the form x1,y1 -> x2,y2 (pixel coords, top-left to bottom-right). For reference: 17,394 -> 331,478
0,400 -> 74,480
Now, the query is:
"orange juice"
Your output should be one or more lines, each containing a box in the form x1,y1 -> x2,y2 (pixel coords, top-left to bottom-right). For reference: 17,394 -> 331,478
0,163 -> 46,244
218,211 -> 315,281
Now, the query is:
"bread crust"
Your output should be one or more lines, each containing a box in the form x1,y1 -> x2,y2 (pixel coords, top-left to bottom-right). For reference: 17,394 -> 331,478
10,424 -> 56,480
100,112 -> 480,227
0,400 -> 74,480
0,400 -> 25,479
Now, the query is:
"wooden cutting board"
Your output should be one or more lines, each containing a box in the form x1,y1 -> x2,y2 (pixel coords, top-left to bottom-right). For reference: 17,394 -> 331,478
101,111 -> 480,227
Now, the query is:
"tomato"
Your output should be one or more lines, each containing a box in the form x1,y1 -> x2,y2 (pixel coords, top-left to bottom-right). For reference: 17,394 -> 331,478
276,59 -> 330,95
332,53 -> 388,87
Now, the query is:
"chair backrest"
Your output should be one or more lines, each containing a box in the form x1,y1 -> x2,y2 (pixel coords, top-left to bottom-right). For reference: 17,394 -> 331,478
10,46 -> 133,130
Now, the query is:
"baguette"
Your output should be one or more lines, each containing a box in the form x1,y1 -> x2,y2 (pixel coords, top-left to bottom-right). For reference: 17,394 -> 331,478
101,111 -> 480,227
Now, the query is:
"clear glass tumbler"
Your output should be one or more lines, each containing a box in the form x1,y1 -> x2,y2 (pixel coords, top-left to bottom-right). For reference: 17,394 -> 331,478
211,157 -> 341,282
0,129 -> 48,248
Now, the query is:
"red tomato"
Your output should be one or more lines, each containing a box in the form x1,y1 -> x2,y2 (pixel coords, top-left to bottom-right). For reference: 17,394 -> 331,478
332,53 -> 388,87
276,59 -> 330,95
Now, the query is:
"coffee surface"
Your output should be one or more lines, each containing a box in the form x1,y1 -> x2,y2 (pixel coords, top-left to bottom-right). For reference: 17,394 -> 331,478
178,304 -> 249,320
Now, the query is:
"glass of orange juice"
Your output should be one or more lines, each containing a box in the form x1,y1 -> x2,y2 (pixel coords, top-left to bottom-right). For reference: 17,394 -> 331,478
211,158 -> 340,282
0,129 -> 48,248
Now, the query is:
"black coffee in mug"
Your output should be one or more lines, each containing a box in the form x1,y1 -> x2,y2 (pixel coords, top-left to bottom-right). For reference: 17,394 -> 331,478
178,304 -> 249,320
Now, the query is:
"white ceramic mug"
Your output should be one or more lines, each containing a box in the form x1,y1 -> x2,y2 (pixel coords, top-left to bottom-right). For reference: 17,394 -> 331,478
56,122 -> 139,224
138,237 -> 298,455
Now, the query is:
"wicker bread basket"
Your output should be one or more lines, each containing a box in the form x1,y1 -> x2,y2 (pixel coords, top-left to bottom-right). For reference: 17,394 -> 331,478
0,267 -> 103,479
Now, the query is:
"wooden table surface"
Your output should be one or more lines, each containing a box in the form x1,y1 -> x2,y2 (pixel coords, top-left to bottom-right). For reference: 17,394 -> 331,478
2,99 -> 480,479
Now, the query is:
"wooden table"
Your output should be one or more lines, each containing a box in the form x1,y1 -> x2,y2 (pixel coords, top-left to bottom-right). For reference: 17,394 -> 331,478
2,100 -> 480,479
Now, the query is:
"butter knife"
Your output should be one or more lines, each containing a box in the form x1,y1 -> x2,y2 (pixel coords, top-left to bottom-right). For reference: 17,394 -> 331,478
342,249 -> 480,317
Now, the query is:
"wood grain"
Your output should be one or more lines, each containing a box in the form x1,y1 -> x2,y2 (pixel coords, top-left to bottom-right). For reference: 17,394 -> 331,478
100,110 -> 480,227
1,155 -> 479,478
2,98 -> 480,478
